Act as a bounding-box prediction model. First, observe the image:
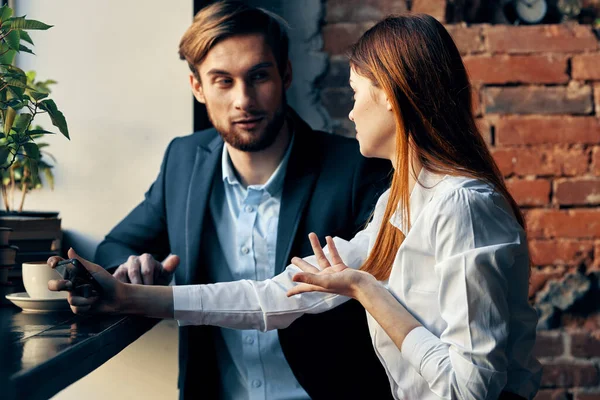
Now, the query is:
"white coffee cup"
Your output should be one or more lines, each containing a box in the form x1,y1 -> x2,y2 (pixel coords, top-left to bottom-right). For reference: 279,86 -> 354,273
22,261 -> 68,299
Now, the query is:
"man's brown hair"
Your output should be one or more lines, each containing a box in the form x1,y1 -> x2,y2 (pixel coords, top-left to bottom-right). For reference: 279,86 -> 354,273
179,0 -> 289,79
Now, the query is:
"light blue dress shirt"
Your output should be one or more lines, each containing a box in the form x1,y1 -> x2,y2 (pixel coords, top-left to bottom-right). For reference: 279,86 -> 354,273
207,136 -> 309,400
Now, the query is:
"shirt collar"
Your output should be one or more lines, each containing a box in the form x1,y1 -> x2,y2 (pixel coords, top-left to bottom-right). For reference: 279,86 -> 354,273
221,133 -> 295,197
389,168 -> 447,234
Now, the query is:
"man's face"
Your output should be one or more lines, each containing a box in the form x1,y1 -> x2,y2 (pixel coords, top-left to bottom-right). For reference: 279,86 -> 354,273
190,33 -> 291,152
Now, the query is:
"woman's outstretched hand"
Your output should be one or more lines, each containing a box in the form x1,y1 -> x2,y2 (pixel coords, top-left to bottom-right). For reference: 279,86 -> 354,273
47,248 -> 127,315
287,233 -> 376,298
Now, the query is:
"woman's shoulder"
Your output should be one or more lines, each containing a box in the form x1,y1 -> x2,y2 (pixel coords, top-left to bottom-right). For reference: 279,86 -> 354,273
425,175 -> 521,233
430,174 -> 500,206
429,175 -> 514,217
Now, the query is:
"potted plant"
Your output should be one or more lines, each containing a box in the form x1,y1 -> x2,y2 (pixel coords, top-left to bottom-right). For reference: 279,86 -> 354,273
1,71 -> 58,213
0,4 -> 70,290
0,4 -> 69,175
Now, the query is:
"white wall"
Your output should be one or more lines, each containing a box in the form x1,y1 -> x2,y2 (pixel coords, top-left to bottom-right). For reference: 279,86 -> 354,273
15,0 -> 193,260
14,1 -> 193,399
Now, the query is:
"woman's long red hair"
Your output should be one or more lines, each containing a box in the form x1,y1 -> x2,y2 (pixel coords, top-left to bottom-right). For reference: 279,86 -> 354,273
354,14 -> 527,281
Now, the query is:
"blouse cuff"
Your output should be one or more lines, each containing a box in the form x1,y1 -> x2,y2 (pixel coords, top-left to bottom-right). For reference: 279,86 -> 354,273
173,285 -> 204,326
401,326 -> 440,375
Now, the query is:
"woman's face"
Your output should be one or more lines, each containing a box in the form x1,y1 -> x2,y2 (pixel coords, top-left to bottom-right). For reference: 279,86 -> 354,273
348,68 -> 396,161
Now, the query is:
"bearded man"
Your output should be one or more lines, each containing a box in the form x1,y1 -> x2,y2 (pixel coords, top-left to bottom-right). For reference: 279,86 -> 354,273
95,1 -> 392,399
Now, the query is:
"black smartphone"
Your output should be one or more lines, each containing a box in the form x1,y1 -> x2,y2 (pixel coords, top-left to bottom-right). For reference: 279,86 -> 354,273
54,258 -> 102,298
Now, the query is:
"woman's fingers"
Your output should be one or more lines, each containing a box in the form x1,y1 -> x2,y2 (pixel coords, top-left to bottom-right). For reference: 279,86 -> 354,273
325,236 -> 344,266
287,282 -> 330,297
68,247 -> 116,291
48,279 -> 72,291
291,257 -> 320,274
308,233 -> 330,270
70,305 -> 92,315
67,292 -> 97,315
47,255 -> 64,269
291,271 -> 332,288
288,272 -> 331,296
68,293 -> 98,307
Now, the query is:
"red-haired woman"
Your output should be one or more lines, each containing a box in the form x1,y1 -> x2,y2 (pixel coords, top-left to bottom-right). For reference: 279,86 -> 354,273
49,14 -> 541,400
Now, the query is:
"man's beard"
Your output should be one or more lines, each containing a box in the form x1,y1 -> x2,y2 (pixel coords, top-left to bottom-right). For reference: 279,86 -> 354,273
207,95 -> 287,152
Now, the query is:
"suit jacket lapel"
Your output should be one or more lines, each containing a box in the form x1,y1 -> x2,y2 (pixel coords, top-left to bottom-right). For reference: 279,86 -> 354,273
182,134 -> 223,285
275,115 -> 319,274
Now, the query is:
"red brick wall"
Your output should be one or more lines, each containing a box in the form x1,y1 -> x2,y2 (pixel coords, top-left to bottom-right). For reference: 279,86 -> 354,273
320,1 -> 600,398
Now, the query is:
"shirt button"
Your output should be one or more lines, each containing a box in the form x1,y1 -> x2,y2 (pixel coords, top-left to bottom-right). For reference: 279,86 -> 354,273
245,336 -> 254,344
244,205 -> 254,213
241,246 -> 249,255
252,380 -> 262,388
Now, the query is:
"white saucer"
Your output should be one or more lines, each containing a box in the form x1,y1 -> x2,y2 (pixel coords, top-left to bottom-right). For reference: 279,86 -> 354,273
5,292 -> 71,313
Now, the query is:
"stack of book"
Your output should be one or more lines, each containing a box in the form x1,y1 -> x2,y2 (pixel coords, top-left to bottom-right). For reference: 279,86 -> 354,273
0,227 -> 20,304
0,215 -> 62,282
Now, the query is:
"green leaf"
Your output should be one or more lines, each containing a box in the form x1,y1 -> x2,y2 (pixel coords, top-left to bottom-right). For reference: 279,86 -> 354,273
13,132 -> 28,146
4,75 -> 26,98
27,158 -> 39,183
29,90 -> 48,101
18,44 -> 34,55
9,17 -> 53,31
43,165 -> 54,189
39,99 -> 69,139
13,165 -> 22,180
27,129 -> 54,135
5,29 -> 19,51
19,30 -> 33,45
2,100 -> 27,111
3,106 -> 15,135
0,63 -> 25,76
0,48 -> 16,65
0,5 -> 13,25
1,76 -> 27,89
36,143 -> 49,149
22,142 -> 40,160
4,98 -> 23,108
14,113 -> 32,134
7,86 -> 24,99
0,144 -> 9,164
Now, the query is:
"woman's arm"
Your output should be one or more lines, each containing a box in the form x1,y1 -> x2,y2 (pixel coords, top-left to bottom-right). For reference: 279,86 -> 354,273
121,283 -> 174,319
354,278 -> 421,348
163,190 -> 389,330
47,248 -> 175,318
290,189 -> 533,400
48,232 -> 370,330
288,234 -> 421,347
49,190 -> 389,328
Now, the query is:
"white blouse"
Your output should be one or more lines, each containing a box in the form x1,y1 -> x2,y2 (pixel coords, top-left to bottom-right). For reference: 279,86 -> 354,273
173,169 -> 543,400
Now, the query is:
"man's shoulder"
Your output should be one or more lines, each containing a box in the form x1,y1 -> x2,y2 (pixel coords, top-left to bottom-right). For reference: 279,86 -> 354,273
303,130 -> 390,173
169,128 -> 221,151
299,129 -> 362,158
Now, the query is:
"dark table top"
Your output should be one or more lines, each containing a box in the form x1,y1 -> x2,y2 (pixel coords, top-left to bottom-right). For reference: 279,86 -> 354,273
0,305 -> 160,400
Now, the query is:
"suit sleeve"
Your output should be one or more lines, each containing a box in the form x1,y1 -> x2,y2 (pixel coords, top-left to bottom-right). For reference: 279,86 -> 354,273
94,139 -> 176,270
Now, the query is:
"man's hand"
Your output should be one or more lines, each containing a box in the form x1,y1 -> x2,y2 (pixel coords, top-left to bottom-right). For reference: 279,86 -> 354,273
112,253 -> 180,285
